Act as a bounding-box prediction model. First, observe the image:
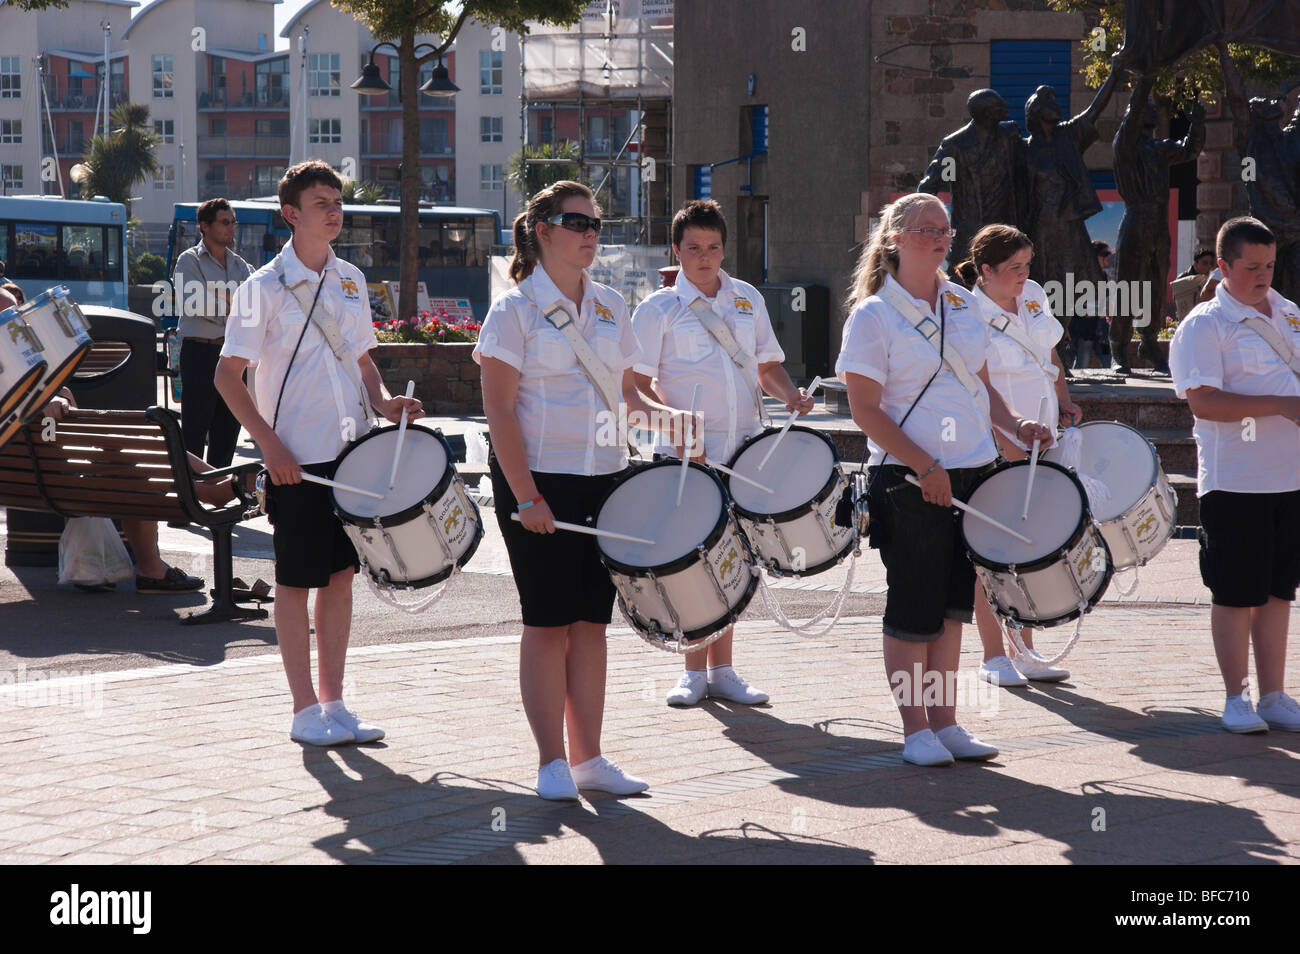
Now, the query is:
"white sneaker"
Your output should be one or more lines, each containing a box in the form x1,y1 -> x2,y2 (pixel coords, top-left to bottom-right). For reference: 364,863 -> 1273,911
536,759 -> 580,801
1013,654 -> 1070,683
935,724 -> 999,761
666,670 -> 707,707
978,655 -> 1028,688
570,755 -> 649,795
290,704 -> 355,746
1222,694 -> 1268,734
707,666 -> 770,704
322,702 -> 385,743
901,729 -> 954,766
1257,691 -> 1300,732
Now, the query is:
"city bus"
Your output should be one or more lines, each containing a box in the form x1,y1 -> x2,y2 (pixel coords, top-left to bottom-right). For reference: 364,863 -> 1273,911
0,196 -> 128,309
165,200 -> 502,320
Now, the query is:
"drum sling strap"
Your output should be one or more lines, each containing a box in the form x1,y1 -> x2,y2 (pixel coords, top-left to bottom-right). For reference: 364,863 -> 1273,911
879,283 -> 989,410
1240,315 -> 1300,378
981,308 -> 1059,382
685,297 -> 771,427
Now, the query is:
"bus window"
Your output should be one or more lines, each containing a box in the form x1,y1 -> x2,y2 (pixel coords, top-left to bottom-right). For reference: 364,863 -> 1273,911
232,221 -> 267,267
63,224 -> 106,281
14,223 -> 59,280
440,220 -> 471,268
107,226 -> 122,279
0,224 -> 8,267
474,219 -> 496,268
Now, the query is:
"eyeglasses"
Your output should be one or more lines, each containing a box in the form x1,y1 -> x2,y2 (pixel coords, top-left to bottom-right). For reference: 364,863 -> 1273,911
903,227 -> 956,240
546,212 -> 602,235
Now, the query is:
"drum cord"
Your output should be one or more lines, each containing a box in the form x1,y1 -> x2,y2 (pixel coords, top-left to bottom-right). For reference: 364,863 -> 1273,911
1001,599 -> 1086,669
359,558 -> 462,614
754,549 -> 858,639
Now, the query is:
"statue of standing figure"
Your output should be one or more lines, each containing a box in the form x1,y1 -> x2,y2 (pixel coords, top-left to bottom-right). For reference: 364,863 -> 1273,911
1110,72 -> 1205,374
918,89 -> 1028,274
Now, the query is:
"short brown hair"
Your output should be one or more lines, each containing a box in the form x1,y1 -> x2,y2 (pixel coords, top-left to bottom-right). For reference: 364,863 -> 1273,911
278,159 -> 343,210
956,224 -> 1034,289
196,197 -> 232,226
1,282 -> 23,304
1217,216 -> 1275,265
671,200 -> 727,248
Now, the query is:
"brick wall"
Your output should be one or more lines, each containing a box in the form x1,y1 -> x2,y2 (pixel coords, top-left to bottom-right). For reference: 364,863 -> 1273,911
372,342 -> 482,414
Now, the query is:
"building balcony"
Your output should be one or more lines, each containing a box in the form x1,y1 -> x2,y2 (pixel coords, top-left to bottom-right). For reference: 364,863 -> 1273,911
360,139 -> 454,158
196,86 -> 290,110
199,180 -> 277,201
360,91 -> 455,110
197,134 -> 291,158
43,87 -> 128,112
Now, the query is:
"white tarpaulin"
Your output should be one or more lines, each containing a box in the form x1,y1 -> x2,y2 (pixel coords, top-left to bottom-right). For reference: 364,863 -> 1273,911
490,246 -> 671,312
524,0 -> 673,100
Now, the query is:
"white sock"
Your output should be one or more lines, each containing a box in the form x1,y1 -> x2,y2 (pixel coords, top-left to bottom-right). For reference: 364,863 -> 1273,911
293,703 -> 321,719
571,756 -> 604,772
904,729 -> 934,743
683,668 -> 706,676
1226,693 -> 1246,704
320,700 -> 347,715
1258,690 -> 1281,705
707,664 -> 733,677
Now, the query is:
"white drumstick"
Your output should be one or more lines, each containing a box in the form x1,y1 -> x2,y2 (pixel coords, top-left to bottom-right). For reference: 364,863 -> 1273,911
387,379 -> 416,492
904,474 -> 1034,545
1020,395 -> 1048,521
757,375 -> 822,471
706,459 -> 773,494
676,383 -> 701,507
302,472 -> 385,500
511,512 -> 654,546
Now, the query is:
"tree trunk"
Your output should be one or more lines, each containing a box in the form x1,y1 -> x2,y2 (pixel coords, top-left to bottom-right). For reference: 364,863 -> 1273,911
399,23 -> 421,323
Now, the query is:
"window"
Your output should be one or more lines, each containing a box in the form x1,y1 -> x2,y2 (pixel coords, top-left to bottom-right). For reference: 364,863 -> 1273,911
209,118 -> 226,136
0,119 -> 20,144
254,166 -> 280,194
63,225 -> 107,280
309,118 -> 341,144
538,114 -> 554,144
257,33 -> 268,51
256,56 -> 289,107
153,119 -> 174,143
0,56 -> 19,98
154,164 -> 175,190
2,164 -> 22,191
153,55 -> 173,98
255,118 -> 289,137
692,165 -> 712,200
13,222 -> 56,278
420,117 -> 448,153
990,40 -> 1071,133
308,53 -> 340,97
480,164 -> 503,191
480,116 -> 502,143
479,51 -> 502,95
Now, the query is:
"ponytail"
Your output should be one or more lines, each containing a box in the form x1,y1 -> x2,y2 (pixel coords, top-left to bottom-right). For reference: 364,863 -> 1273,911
846,193 -> 949,312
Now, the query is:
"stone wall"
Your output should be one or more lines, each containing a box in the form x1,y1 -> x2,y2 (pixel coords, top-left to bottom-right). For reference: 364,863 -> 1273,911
372,342 -> 482,415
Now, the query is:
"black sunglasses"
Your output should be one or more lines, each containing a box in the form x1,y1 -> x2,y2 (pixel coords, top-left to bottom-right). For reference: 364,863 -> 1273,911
546,212 -> 602,235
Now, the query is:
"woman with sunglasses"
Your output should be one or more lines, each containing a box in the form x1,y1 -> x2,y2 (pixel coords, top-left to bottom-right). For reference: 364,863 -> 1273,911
837,193 -> 1053,765
475,181 -> 695,800
956,224 -> 1083,689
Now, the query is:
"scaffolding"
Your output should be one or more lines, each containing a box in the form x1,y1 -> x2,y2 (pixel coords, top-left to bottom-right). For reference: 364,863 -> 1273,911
520,0 -> 674,245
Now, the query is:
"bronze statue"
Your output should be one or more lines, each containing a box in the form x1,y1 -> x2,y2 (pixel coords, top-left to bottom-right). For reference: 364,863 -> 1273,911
918,89 -> 1027,273
1122,0 -> 1300,71
1110,73 -> 1205,374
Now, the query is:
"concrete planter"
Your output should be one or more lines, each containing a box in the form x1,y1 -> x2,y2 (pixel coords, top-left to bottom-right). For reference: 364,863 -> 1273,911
371,341 -> 482,414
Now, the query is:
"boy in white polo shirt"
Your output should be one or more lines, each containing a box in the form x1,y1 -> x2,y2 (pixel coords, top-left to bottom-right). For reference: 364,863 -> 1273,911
215,160 -> 422,746
1170,216 -> 1300,733
632,200 -> 815,707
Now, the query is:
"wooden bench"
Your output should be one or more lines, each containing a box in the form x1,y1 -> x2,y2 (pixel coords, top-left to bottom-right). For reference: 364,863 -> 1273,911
0,406 -> 268,625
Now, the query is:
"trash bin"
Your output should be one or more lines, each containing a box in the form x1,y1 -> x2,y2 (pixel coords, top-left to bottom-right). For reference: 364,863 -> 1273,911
757,283 -> 830,379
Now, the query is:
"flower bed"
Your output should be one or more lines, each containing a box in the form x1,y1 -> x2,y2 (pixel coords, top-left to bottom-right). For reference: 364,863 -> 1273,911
374,309 -> 482,344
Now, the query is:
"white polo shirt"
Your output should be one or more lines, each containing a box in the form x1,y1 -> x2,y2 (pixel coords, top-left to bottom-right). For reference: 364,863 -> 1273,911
632,269 -> 785,462
1170,282 -> 1300,495
473,264 -> 640,476
972,278 -> 1063,448
835,273 -> 998,470
221,237 -> 378,465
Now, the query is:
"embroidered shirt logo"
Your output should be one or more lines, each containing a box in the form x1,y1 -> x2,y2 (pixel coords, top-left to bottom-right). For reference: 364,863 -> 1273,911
1284,312 -> 1300,331
942,290 -> 968,310
593,301 -> 615,324
733,297 -> 754,315
340,278 -> 360,300
1024,300 -> 1042,315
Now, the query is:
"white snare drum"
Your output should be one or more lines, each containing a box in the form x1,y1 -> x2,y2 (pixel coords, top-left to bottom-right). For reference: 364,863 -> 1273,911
724,426 -> 857,576
0,303 -> 47,423
1043,420 -> 1176,570
331,424 -> 483,588
19,286 -> 92,417
595,460 -> 757,652
963,460 -> 1112,628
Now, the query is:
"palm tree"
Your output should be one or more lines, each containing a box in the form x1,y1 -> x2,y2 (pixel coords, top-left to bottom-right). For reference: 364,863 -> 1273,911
342,178 -> 387,205
80,103 -> 159,215
506,140 -> 580,204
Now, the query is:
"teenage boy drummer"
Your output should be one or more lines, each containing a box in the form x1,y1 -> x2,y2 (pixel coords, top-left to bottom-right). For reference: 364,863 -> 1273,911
216,160 -> 423,746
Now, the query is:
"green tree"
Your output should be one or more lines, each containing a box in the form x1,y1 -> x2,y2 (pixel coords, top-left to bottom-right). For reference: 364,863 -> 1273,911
79,103 -> 159,216
341,178 -> 387,204
506,140 -> 580,203
331,0 -> 589,320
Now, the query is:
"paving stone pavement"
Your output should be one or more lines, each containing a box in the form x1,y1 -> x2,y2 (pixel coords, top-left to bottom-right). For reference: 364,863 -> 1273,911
0,608 -> 1296,865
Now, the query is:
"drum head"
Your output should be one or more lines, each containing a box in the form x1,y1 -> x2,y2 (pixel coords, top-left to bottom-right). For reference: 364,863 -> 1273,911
1046,421 -> 1156,522
596,462 -> 724,569
726,427 -> 837,515
333,426 -> 448,519
963,462 -> 1084,568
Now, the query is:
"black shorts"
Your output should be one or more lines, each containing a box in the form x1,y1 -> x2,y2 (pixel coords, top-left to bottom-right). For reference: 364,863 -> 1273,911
490,455 -> 623,628
266,461 -> 360,589
1198,489 -> 1300,607
867,462 -> 996,641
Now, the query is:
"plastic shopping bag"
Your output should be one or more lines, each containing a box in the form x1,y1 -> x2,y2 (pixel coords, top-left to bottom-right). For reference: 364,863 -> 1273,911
57,517 -> 134,587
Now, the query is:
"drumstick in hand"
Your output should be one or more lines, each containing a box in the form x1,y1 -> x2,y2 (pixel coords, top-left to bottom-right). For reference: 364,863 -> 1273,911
1021,396 -> 1048,521
676,384 -> 701,507
387,379 -> 416,492
511,512 -> 654,547
905,474 -> 1033,545
757,375 -> 822,471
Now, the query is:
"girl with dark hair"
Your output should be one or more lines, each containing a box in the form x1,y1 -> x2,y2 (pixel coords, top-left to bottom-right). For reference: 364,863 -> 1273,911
957,224 -> 1082,688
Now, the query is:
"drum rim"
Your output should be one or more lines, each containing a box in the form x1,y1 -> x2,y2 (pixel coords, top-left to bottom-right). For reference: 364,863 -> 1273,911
723,424 -> 842,519
1053,419 -> 1159,495
962,459 -> 1092,573
331,422 -> 455,525
614,557 -> 760,645
747,527 -> 857,578
20,348 -> 93,419
981,544 -> 1114,628
594,458 -> 731,576
0,363 -> 47,419
354,515 -> 485,589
